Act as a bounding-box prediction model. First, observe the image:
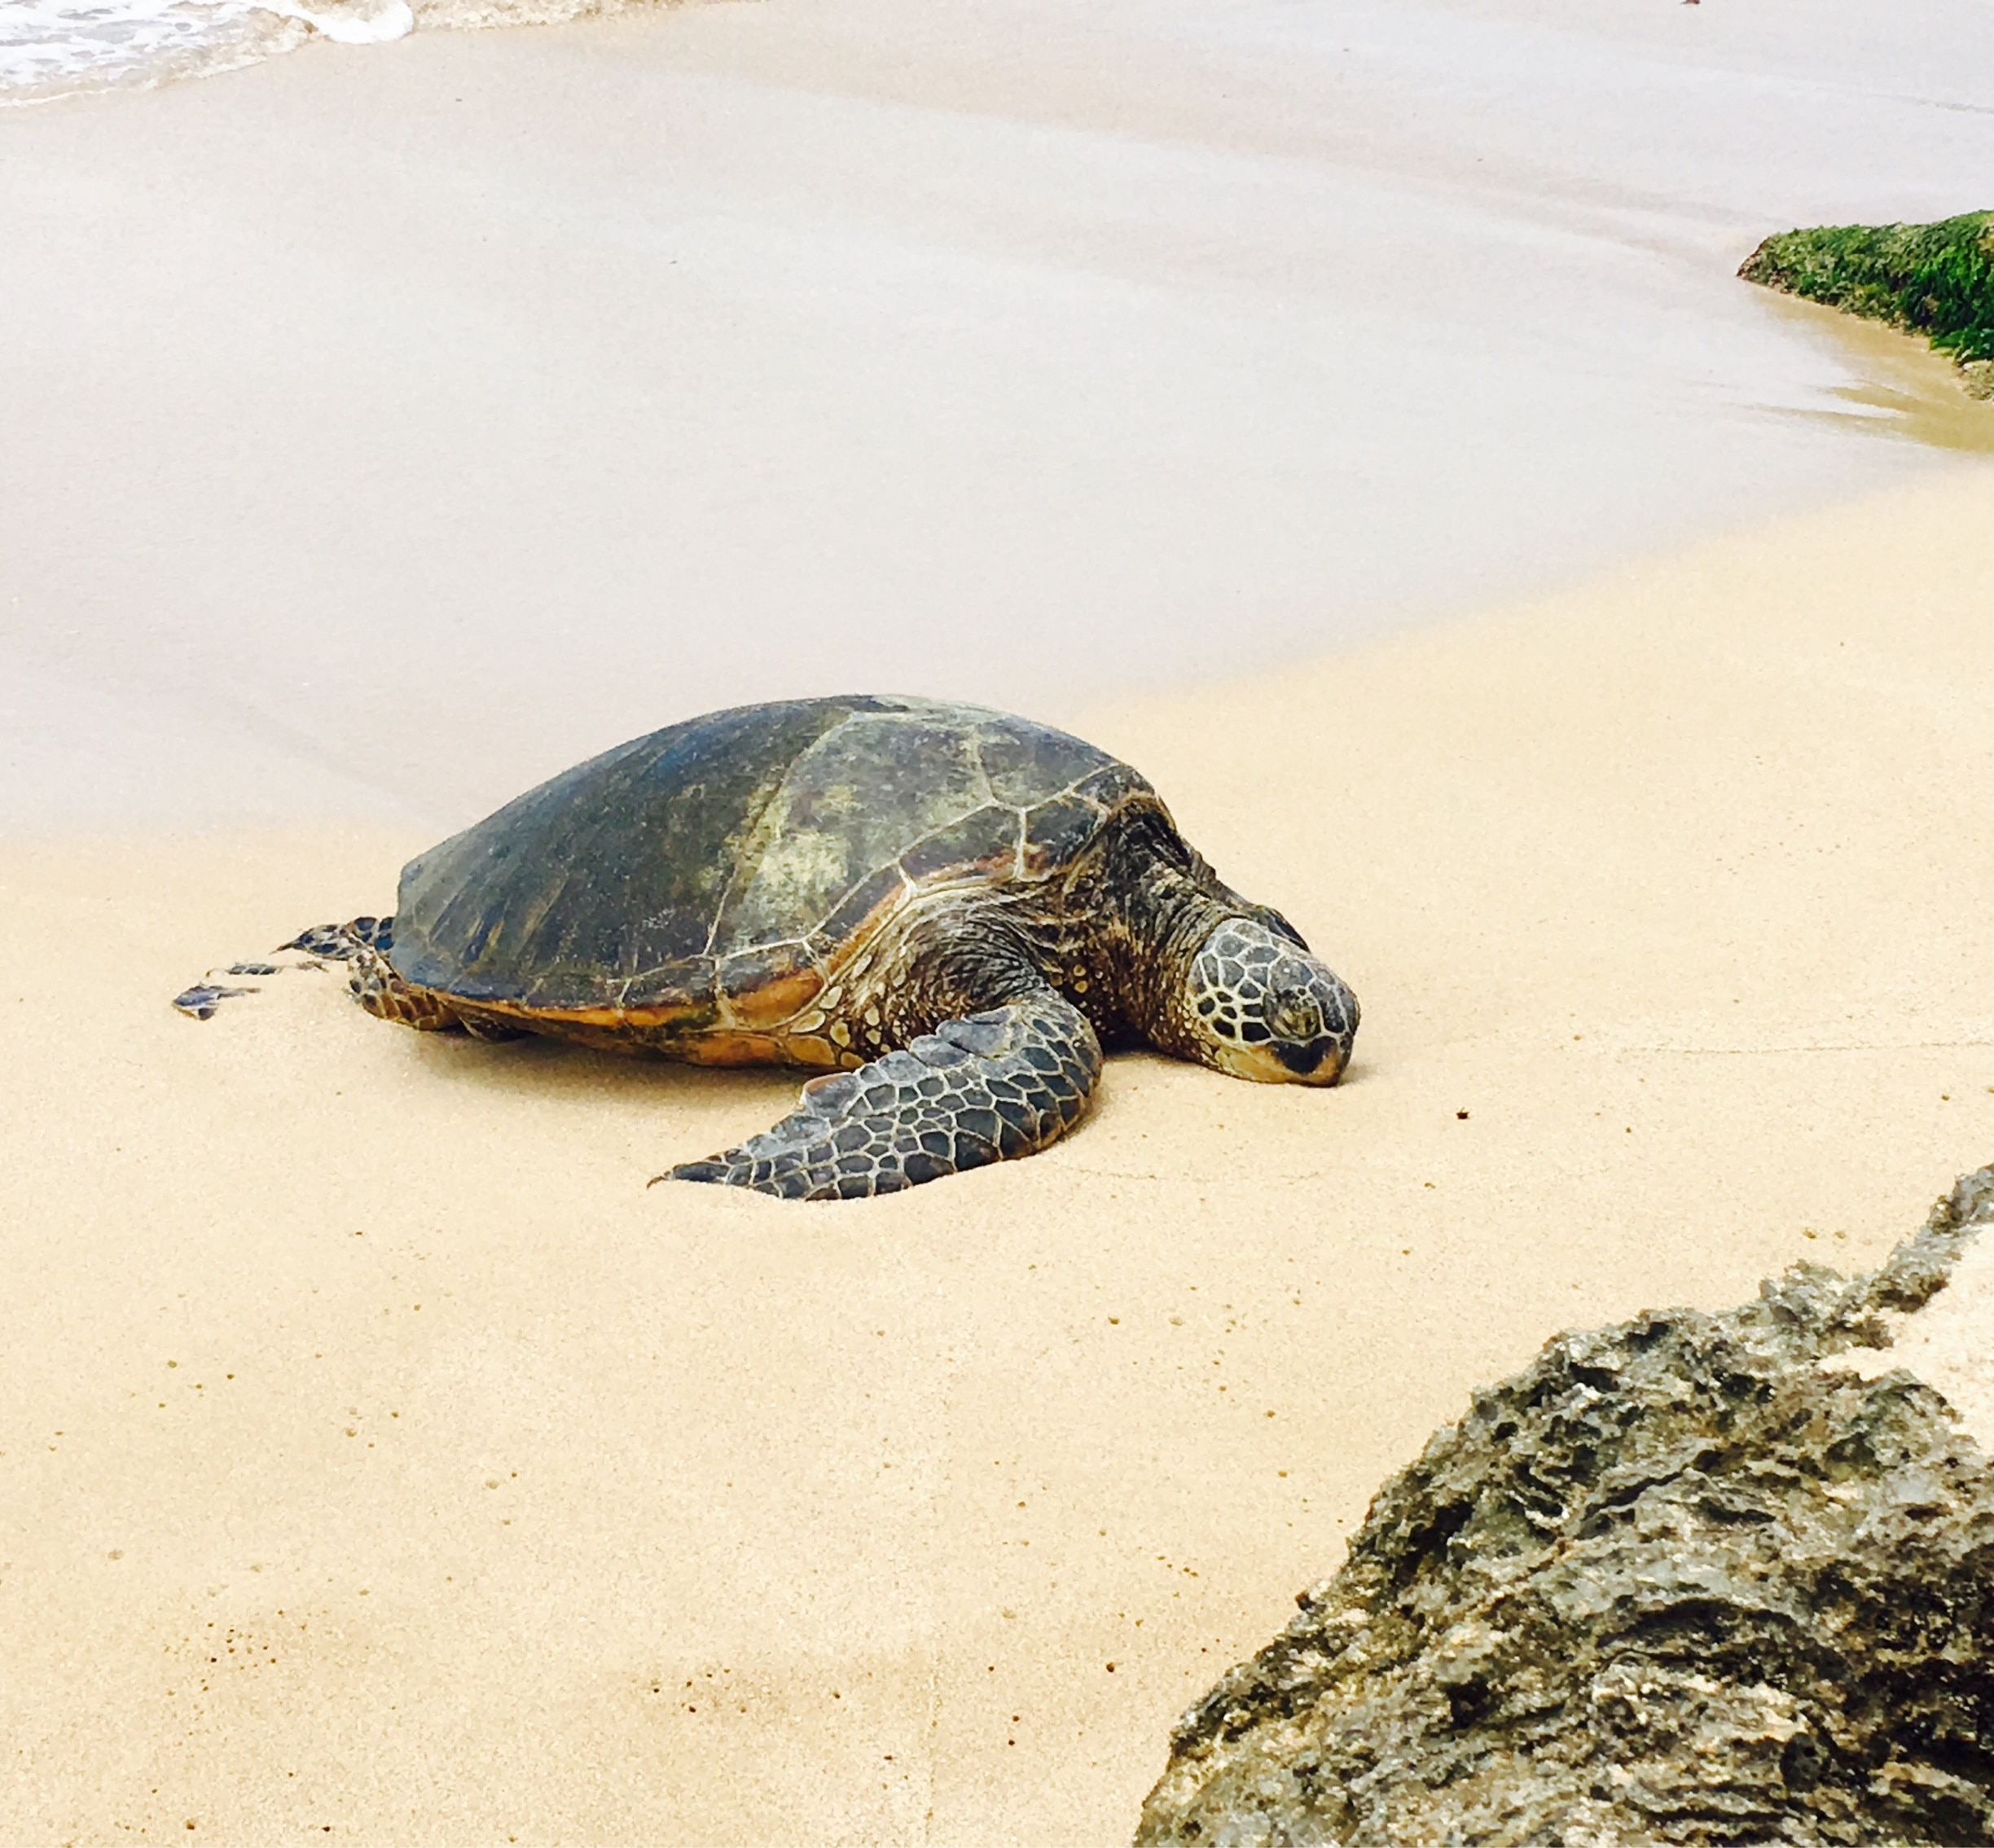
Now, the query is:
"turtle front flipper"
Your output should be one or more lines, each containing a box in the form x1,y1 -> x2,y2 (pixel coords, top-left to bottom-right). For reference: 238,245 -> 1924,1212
666,990 -> 1102,1201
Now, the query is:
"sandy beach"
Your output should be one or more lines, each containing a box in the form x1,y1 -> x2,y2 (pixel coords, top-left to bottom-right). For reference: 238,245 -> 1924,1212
9,466 -> 1994,1841
8,1 -> 1994,1841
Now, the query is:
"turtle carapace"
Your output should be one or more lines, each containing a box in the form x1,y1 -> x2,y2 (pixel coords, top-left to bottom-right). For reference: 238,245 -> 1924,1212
264,698 -> 1359,1200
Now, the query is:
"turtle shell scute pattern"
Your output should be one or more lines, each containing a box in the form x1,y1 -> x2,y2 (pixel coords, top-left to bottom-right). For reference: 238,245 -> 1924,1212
387,699 -> 1147,1022
899,804 -> 1025,884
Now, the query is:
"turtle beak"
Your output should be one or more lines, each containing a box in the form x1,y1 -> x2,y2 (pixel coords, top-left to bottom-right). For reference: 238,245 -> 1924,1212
1276,1034 -> 1351,1084
1267,968 -> 1358,1085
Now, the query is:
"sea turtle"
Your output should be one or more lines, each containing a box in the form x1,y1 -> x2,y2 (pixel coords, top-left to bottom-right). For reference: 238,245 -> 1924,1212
265,697 -> 1359,1199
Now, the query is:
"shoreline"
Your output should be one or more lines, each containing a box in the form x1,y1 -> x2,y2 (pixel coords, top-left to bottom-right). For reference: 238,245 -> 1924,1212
10,0 -> 1994,836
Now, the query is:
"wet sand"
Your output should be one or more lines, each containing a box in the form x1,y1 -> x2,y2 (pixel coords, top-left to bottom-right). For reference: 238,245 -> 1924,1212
8,465 -> 1994,1841
10,0 -> 1994,833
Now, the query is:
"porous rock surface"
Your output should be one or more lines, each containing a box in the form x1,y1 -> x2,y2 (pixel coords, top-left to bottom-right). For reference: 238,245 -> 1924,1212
1136,1169 -> 1994,1847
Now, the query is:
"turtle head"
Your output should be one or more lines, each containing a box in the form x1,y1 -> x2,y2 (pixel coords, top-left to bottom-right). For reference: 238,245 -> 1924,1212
1180,915 -> 1358,1086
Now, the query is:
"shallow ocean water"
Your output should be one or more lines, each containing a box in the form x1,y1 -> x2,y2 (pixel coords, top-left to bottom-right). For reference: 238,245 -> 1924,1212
0,0 -> 406,103
0,0 -> 578,103
2,0 -> 279,101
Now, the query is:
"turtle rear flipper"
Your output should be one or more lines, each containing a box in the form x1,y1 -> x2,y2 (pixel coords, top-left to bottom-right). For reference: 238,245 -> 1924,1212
278,916 -> 393,960
666,990 -> 1102,1200
273,915 -> 485,1033
171,915 -> 395,1020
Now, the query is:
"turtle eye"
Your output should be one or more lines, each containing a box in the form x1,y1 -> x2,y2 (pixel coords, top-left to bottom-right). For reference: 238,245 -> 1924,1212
1267,982 -> 1324,1044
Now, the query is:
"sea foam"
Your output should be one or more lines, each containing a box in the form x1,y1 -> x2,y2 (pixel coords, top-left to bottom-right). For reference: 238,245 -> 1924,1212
0,0 -> 600,105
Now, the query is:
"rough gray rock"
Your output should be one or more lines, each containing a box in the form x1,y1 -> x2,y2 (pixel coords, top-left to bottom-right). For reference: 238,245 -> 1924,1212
1136,1169 -> 1994,1848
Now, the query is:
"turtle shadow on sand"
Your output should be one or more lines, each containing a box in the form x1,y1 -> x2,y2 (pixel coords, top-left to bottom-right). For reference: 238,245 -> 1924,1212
175,698 -> 1362,1201
397,1006 -> 801,1122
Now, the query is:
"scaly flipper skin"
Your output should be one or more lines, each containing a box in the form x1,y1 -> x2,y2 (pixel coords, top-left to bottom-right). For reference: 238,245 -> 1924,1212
668,990 -> 1102,1201
347,946 -> 472,1033
279,917 -> 395,961
280,916 -> 523,1037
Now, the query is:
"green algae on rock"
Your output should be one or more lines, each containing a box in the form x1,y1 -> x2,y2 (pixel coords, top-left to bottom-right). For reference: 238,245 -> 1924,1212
1741,212 -> 1994,399
1135,1168 -> 1994,1846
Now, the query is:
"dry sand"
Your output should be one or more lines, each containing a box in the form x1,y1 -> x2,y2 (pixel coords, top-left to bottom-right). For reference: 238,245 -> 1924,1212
9,463 -> 1994,1842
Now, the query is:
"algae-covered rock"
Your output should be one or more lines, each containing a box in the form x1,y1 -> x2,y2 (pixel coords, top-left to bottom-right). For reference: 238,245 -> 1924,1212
1741,212 -> 1994,397
1135,1170 -> 1994,1847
